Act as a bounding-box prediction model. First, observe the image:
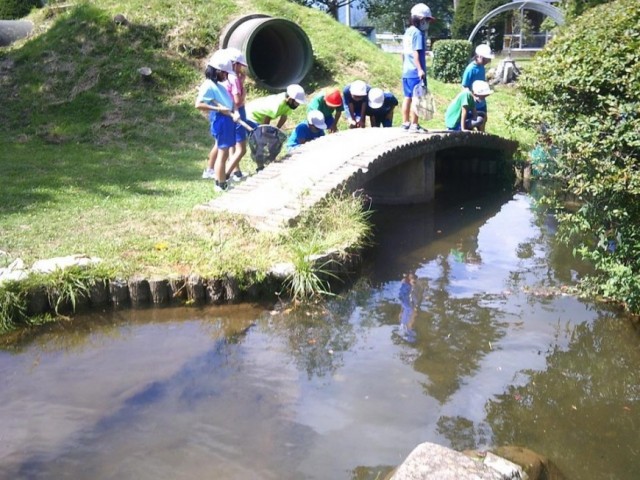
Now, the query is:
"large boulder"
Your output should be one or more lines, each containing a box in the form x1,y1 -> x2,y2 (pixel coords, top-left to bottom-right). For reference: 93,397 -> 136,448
391,442 -> 526,480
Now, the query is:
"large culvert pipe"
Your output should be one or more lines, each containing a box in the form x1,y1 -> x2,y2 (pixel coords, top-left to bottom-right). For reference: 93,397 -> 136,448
220,14 -> 313,91
0,20 -> 33,47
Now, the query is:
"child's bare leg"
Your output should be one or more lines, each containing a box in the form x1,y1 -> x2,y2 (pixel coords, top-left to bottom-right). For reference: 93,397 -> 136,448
402,97 -> 412,125
226,140 -> 247,176
215,148 -> 229,185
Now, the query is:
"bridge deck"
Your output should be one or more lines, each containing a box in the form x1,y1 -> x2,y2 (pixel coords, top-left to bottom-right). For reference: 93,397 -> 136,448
196,128 -> 516,232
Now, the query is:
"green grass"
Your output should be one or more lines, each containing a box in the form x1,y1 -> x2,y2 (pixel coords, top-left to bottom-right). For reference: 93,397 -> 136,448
0,0 -> 535,327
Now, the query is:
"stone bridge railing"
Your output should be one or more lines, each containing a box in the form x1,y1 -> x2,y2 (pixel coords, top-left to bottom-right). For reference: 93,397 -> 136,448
198,128 -> 518,231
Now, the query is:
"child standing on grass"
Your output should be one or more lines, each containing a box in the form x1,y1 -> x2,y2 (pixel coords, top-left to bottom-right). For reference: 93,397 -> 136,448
401,3 -> 435,133
223,47 -> 249,182
195,50 -> 239,192
461,44 -> 494,128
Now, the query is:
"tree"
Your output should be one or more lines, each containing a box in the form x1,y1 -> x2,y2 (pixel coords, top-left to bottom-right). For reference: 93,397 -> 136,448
451,0 -> 475,39
364,0 -> 453,37
288,0 -> 361,20
519,0 -> 640,312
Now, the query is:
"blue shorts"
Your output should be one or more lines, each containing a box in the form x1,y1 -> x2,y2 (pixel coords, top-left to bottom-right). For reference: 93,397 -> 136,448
403,77 -> 423,98
234,106 -> 248,143
210,113 -> 235,149
371,115 -> 392,127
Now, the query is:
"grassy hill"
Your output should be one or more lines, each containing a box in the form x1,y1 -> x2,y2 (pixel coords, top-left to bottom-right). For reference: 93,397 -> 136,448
0,0 -> 533,282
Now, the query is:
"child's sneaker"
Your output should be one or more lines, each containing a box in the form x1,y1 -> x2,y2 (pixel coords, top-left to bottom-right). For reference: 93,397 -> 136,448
214,181 -> 229,193
230,171 -> 244,182
401,122 -> 410,131
202,168 -> 215,179
409,124 -> 428,134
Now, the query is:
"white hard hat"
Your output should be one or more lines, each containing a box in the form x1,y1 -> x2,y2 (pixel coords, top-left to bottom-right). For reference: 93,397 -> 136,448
367,88 -> 385,109
411,3 -> 434,19
472,80 -> 493,96
286,84 -> 307,104
475,44 -> 494,59
307,110 -> 327,130
225,47 -> 248,66
349,80 -> 368,97
207,50 -> 234,74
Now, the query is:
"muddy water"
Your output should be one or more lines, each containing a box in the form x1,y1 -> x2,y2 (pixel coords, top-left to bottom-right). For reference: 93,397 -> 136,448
1,183 -> 639,480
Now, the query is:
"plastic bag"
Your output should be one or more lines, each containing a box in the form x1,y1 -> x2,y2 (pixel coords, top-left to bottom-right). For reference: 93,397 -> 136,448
411,83 -> 436,120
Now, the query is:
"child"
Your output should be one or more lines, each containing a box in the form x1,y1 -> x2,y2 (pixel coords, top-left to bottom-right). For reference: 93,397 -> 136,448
307,88 -> 343,133
245,84 -> 306,129
366,88 -> 398,127
223,47 -> 249,182
461,44 -> 494,128
401,3 -> 435,133
444,80 -> 493,131
342,80 -> 370,128
195,50 -> 239,192
285,110 -> 327,151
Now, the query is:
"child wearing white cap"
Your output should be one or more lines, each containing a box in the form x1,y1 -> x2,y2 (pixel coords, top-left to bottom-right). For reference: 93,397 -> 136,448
195,50 -> 240,192
285,110 -> 327,150
461,44 -> 494,127
245,84 -> 307,129
401,3 -> 435,133
342,80 -> 370,128
444,80 -> 493,132
366,88 -> 399,127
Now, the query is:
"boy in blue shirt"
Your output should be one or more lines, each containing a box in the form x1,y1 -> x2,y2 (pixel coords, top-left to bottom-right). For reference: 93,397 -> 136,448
286,110 -> 327,150
461,44 -> 494,127
366,88 -> 399,127
343,80 -> 370,128
195,50 -> 239,192
401,3 -> 435,134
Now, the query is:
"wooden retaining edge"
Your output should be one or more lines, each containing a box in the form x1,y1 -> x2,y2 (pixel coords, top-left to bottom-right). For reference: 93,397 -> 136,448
22,248 -> 365,317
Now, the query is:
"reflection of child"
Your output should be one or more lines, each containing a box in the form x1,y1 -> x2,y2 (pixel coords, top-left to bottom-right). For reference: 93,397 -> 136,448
398,273 -> 418,342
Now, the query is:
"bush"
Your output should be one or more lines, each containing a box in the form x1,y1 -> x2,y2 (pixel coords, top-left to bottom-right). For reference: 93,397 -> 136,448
0,0 -> 41,19
519,0 -> 640,312
432,39 -> 472,83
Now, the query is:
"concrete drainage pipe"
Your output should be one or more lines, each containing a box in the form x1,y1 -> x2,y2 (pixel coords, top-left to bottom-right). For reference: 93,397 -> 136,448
0,20 -> 33,47
220,14 -> 313,91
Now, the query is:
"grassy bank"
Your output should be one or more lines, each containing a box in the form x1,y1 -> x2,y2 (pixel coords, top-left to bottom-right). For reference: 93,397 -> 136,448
0,0 -> 534,333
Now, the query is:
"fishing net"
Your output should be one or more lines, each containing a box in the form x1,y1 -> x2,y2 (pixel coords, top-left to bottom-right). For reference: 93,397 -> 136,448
411,83 -> 436,120
247,125 -> 287,170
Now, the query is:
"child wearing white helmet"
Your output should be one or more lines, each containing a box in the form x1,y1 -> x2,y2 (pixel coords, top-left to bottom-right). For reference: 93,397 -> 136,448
285,110 -> 327,151
444,80 -> 493,132
366,88 -> 399,127
245,84 -> 306,129
461,44 -> 494,127
342,80 -> 371,128
195,49 -> 240,192
402,3 -> 435,134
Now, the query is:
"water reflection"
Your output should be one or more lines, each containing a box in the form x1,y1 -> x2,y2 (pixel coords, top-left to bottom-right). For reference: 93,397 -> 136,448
1,184 -> 639,480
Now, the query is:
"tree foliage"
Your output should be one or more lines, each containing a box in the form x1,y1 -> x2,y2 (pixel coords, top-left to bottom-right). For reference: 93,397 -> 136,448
451,0 -> 475,40
0,0 -> 41,19
365,0 -> 453,37
519,0 -> 640,312
560,0 -> 614,21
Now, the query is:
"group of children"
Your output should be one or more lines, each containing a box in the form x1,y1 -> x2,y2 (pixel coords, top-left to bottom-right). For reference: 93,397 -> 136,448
195,2 -> 497,193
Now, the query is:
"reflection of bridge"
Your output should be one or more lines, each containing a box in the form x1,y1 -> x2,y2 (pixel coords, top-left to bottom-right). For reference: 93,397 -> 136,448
197,128 -> 518,232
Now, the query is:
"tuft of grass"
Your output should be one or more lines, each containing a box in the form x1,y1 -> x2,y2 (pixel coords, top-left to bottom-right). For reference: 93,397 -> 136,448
284,237 -> 338,303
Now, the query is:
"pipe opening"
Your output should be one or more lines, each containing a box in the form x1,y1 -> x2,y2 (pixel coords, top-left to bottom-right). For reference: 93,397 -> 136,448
221,14 -> 313,91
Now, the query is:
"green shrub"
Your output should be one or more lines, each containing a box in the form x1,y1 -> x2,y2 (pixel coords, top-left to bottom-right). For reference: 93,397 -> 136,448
0,0 -> 41,19
519,0 -> 640,312
432,39 -> 472,83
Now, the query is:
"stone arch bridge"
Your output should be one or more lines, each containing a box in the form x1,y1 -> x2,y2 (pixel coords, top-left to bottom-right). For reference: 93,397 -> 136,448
198,128 -> 518,232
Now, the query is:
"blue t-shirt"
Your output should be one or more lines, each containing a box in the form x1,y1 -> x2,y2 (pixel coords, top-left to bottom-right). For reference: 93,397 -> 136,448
343,84 -> 371,121
366,92 -> 399,119
461,61 -> 487,111
402,26 -> 426,79
196,78 -> 234,124
286,122 -> 325,149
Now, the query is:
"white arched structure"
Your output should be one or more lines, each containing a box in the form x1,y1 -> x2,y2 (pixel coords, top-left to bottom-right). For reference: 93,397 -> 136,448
468,0 -> 565,43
